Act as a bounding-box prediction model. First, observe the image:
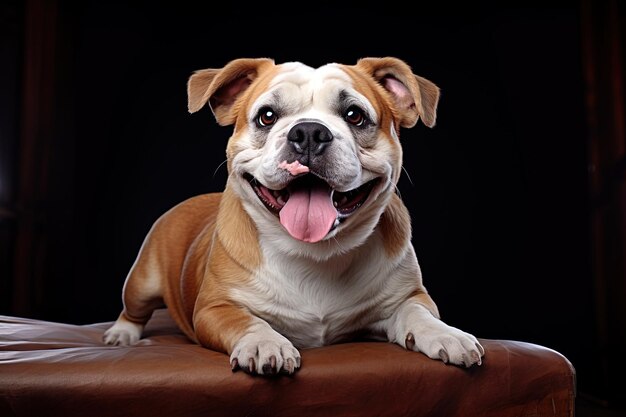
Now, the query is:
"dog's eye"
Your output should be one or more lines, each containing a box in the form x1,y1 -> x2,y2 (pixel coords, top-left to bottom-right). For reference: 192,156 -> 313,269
345,106 -> 366,127
257,107 -> 278,127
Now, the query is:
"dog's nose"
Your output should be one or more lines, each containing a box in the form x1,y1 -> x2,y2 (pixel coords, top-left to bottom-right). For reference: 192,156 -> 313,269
287,122 -> 333,160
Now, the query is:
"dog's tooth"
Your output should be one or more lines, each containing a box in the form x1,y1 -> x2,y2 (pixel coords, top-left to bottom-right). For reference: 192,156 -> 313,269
335,195 -> 348,207
277,195 -> 285,205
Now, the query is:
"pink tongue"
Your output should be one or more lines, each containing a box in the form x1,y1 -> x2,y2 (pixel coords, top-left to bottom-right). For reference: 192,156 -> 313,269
279,183 -> 337,243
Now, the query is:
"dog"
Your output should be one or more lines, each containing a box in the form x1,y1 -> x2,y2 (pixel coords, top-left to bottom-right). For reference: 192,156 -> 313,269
103,57 -> 484,375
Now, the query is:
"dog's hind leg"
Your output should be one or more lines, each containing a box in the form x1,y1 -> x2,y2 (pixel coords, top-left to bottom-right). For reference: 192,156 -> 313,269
103,233 -> 165,346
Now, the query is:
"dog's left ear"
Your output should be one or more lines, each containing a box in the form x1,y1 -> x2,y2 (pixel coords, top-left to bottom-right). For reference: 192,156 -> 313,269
187,58 -> 274,125
356,57 -> 440,128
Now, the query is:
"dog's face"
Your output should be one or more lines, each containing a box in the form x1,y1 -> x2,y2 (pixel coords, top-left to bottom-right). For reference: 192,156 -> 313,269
188,57 -> 439,258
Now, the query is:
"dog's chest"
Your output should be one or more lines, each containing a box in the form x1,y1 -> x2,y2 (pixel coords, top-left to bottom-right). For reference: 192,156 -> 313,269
230,248 -> 392,348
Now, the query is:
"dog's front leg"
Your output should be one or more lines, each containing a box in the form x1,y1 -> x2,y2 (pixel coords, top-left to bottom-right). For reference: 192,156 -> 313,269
385,293 -> 484,368
194,304 -> 301,376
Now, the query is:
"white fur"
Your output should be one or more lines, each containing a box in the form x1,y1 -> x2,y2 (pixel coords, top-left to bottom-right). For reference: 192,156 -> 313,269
102,317 -> 143,346
230,229 -> 415,348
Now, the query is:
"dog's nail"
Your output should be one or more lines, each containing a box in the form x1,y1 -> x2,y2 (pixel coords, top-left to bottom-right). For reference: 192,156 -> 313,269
231,358 -> 239,372
295,356 -> 301,368
438,349 -> 449,364
476,342 -> 485,356
405,333 -> 415,351
461,353 -> 470,368
284,358 -> 295,374
248,358 -> 256,374
471,350 -> 481,366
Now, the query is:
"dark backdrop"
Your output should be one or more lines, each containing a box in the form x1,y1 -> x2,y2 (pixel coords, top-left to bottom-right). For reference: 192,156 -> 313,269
1,0 -> 624,410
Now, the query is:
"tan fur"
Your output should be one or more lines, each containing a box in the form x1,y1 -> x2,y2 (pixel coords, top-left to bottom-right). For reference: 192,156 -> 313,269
378,193 -> 412,258
192,234 -> 256,353
355,57 -> 440,128
215,187 -> 261,270
118,59 -> 278,355
225,65 -> 284,170
236,64 -> 284,130
411,291 -> 441,319
116,190 -> 260,353
341,64 -> 398,137
187,58 -> 275,124
120,194 -> 224,342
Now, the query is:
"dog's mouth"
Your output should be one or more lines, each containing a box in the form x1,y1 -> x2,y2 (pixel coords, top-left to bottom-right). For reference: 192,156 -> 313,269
244,173 -> 379,243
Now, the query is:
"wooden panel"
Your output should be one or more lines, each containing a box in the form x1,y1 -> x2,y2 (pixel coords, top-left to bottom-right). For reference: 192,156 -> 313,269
0,1 -> 22,312
12,0 -> 58,317
581,0 -> 626,406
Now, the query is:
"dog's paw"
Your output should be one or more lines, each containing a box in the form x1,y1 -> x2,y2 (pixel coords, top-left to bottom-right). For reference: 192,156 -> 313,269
390,302 -> 484,368
102,319 -> 143,346
230,327 -> 301,376
404,326 -> 484,368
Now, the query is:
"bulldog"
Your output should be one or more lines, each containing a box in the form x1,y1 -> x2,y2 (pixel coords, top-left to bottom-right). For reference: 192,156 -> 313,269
103,57 -> 484,375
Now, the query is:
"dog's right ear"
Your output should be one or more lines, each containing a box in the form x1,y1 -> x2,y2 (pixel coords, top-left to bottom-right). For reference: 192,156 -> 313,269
187,58 -> 274,126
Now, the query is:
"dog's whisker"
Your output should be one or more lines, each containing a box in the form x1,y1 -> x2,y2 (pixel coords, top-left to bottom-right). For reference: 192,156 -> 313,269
395,185 -> 402,199
386,178 -> 402,199
401,165 -> 414,187
332,235 -> 348,254
213,159 -> 228,178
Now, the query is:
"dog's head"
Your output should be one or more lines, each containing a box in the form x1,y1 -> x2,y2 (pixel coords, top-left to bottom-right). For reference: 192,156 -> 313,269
188,57 -> 439,257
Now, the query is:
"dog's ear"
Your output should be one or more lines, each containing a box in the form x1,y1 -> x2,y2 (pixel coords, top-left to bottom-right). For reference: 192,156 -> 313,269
187,58 -> 274,125
356,57 -> 440,128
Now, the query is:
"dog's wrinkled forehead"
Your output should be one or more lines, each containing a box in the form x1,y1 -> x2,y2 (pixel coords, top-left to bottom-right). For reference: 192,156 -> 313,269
269,62 -> 348,89
250,62 -> 378,123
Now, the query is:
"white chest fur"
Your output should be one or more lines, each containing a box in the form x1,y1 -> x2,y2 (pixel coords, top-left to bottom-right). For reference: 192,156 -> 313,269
228,231 -> 419,348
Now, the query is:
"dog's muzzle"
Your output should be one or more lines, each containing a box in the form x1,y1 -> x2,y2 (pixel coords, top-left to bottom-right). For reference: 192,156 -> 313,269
244,121 -> 380,244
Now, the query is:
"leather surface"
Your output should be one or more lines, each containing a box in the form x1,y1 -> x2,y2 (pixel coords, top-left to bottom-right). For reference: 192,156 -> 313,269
0,309 -> 575,417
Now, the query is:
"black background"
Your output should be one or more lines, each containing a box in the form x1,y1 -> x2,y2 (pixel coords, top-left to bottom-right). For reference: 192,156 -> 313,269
2,0 -> 617,408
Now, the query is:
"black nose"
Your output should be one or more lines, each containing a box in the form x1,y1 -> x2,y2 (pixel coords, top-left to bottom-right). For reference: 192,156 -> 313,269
287,122 -> 333,160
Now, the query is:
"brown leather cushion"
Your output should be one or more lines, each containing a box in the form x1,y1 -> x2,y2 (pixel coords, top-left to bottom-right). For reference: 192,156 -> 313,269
0,309 -> 575,417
